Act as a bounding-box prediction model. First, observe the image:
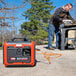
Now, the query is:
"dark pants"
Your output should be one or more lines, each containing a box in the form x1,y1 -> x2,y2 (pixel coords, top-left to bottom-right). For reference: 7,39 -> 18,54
48,23 -> 64,48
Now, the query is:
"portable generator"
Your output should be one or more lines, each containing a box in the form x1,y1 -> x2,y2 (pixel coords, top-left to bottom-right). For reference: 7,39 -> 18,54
3,37 -> 35,67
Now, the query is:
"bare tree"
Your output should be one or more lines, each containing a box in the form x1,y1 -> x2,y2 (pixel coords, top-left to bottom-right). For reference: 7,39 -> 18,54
0,0 -> 30,46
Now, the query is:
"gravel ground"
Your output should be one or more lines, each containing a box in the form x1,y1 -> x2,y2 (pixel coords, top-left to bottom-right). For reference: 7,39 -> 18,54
0,45 -> 76,76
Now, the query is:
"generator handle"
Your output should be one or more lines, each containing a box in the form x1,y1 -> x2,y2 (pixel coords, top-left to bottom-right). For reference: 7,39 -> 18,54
10,37 -> 30,41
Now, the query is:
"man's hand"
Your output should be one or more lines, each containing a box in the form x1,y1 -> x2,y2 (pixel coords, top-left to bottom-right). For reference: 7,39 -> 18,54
62,19 -> 66,22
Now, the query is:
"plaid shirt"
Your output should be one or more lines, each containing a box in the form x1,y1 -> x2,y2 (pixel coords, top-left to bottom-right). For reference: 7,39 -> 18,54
50,7 -> 74,28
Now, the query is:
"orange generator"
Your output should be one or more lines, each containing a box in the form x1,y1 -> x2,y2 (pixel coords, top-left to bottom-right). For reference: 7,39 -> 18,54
3,37 -> 35,67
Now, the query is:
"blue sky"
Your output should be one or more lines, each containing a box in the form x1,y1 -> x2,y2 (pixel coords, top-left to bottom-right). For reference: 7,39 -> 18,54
5,0 -> 76,33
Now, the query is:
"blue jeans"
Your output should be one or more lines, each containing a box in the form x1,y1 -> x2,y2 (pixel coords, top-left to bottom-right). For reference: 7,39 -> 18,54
48,23 -> 64,48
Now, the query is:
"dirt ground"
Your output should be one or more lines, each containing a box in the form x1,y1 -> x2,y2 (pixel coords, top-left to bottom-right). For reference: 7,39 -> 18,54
0,45 -> 76,76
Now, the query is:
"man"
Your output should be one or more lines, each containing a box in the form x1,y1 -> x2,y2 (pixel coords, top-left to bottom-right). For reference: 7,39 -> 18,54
48,3 -> 75,50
